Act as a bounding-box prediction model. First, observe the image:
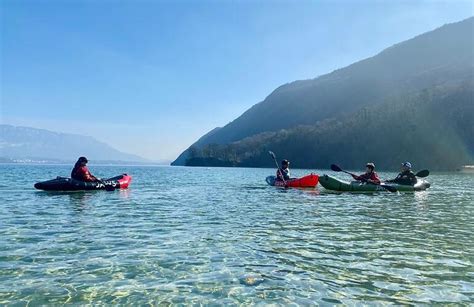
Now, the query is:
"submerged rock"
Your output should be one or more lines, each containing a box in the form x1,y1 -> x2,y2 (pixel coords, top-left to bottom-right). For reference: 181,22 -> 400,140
240,275 -> 264,286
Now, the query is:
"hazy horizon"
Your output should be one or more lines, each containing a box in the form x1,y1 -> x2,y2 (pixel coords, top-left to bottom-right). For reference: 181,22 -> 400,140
2,0 -> 473,161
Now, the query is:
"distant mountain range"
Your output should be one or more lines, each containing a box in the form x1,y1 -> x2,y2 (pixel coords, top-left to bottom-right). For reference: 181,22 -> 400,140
172,17 -> 474,171
0,125 -> 149,163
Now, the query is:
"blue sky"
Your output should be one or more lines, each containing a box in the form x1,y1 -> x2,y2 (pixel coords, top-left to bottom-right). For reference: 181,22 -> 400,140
1,0 -> 472,161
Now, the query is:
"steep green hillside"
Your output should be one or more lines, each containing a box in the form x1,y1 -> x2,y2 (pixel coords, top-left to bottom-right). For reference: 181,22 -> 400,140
173,17 -> 473,168
186,83 -> 473,171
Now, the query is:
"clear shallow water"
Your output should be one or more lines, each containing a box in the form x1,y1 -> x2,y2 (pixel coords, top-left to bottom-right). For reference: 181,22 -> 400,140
0,164 -> 473,305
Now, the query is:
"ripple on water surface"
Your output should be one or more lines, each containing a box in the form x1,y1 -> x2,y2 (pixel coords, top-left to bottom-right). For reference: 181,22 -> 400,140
0,165 -> 473,304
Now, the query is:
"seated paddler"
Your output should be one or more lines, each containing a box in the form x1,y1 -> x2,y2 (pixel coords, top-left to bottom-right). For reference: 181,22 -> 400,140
386,162 -> 417,185
351,162 -> 381,184
71,156 -> 99,182
276,159 -> 291,181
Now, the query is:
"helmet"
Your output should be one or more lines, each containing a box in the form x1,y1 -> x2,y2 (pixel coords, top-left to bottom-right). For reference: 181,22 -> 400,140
366,162 -> 375,169
402,162 -> 412,169
281,159 -> 289,165
78,156 -> 88,163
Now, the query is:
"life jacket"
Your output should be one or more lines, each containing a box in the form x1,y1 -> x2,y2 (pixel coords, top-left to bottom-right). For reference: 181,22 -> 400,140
354,171 -> 381,184
71,163 -> 95,182
276,168 -> 290,180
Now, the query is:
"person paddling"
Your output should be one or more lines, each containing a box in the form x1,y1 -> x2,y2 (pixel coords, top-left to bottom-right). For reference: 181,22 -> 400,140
276,159 -> 291,181
351,162 -> 381,184
386,162 -> 417,185
71,157 -> 99,182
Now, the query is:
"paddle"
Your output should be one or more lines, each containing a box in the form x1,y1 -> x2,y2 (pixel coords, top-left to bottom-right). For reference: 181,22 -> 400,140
330,164 -> 397,193
415,170 -> 429,178
269,151 -> 288,188
330,164 -> 357,177
378,183 -> 397,193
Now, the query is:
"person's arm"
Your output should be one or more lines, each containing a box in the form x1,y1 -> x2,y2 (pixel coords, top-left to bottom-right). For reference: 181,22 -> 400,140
276,169 -> 283,180
388,173 -> 401,184
82,166 -> 97,182
368,173 -> 381,184
86,174 -> 98,182
352,174 -> 362,181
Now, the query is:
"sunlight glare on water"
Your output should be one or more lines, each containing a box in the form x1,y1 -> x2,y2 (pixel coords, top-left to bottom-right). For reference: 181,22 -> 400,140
0,165 -> 473,304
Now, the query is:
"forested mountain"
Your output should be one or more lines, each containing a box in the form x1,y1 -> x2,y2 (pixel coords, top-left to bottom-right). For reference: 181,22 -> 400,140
172,127 -> 221,166
185,83 -> 473,170
0,125 -> 148,163
173,17 -> 474,170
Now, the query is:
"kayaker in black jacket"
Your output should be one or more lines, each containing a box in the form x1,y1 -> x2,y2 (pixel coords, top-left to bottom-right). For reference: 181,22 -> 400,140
276,160 -> 291,181
386,162 -> 417,185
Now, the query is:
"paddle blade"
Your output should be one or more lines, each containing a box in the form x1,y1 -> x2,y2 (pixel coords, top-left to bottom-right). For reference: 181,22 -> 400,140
415,170 -> 429,178
380,184 -> 397,193
268,151 -> 276,159
330,164 -> 343,172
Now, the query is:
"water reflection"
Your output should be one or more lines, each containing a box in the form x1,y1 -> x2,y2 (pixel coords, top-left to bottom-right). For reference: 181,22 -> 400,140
414,191 -> 430,211
67,192 -> 94,212
117,188 -> 131,200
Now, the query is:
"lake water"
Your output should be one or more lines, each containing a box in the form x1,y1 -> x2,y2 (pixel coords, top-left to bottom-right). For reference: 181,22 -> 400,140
1,164 -> 473,305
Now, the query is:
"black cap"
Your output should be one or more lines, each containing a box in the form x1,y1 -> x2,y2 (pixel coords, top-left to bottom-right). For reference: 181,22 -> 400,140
78,156 -> 88,163
282,159 -> 289,165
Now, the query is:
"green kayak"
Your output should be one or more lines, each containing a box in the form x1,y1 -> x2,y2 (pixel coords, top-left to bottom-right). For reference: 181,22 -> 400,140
319,174 -> 430,192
